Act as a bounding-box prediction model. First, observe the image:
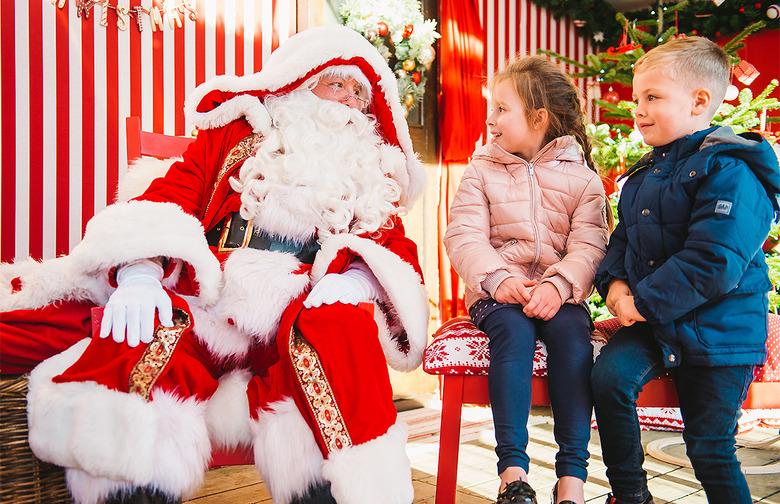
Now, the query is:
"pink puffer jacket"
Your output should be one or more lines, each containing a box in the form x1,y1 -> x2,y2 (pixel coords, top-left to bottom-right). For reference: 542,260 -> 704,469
444,136 -> 609,310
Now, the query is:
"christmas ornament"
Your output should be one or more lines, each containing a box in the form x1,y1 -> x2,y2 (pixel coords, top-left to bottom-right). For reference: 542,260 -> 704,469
603,87 -> 620,104
405,94 -> 415,107
725,84 -> 740,101
340,0 -> 440,114
418,46 -> 435,67
768,4 -> 780,18
734,60 -> 760,85
56,0 -> 197,30
607,19 -> 642,56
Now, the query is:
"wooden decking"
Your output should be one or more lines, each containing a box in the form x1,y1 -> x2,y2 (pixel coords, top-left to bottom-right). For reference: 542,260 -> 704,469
184,398 -> 780,504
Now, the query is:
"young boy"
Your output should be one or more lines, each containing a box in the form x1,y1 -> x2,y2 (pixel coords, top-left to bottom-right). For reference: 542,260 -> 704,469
591,36 -> 780,504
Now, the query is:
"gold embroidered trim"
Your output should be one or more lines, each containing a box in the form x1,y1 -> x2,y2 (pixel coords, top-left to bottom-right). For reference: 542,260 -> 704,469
128,308 -> 192,401
203,132 -> 263,217
289,327 -> 352,451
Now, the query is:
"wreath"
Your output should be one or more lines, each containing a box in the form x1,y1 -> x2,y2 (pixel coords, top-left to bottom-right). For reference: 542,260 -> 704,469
340,0 -> 440,115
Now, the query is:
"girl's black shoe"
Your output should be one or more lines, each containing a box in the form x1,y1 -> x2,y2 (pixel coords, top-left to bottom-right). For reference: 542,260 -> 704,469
496,479 -> 537,504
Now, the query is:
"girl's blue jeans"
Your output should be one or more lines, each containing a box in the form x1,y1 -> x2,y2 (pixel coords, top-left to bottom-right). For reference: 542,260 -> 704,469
590,322 -> 754,504
479,303 -> 593,482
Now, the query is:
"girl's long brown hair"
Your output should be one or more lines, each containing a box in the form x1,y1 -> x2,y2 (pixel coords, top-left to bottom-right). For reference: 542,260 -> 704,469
491,55 -> 596,172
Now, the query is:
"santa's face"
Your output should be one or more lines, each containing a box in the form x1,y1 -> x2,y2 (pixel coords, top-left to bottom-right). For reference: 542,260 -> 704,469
230,91 -> 402,243
311,76 -> 371,112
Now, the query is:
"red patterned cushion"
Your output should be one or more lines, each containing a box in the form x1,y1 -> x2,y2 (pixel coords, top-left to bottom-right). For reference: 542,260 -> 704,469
423,316 -> 614,377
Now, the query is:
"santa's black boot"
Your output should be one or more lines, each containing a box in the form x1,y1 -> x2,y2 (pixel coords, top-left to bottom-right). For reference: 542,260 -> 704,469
289,481 -> 337,504
104,487 -> 182,504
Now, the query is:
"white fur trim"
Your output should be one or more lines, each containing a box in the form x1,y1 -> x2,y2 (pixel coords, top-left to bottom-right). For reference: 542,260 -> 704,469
311,234 -> 428,371
186,301 -> 254,361
0,255 -> 107,311
68,200 -> 223,306
27,342 -> 211,499
205,369 -> 253,449
322,421 -> 413,504
117,157 -> 178,202
251,397 -> 325,504
188,93 -> 271,135
184,25 -> 425,208
65,469 -> 135,504
217,248 -> 310,347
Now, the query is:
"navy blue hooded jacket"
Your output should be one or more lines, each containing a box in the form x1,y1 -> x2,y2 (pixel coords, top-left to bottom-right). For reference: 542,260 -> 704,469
595,126 -> 780,368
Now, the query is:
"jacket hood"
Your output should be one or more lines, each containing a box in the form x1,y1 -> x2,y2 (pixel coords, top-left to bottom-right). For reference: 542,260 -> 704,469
699,126 -> 780,218
184,25 -> 425,207
626,126 -> 780,217
472,135 -> 585,166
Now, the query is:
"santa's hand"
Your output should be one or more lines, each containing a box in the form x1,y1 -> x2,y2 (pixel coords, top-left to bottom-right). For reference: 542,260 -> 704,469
304,267 -> 379,308
99,259 -> 174,347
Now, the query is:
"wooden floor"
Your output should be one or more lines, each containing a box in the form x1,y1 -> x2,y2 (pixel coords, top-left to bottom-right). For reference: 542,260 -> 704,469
184,397 -> 780,504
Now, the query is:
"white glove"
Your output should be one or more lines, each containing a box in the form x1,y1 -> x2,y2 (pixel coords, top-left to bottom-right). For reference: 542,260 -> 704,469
99,259 -> 174,347
304,266 -> 379,308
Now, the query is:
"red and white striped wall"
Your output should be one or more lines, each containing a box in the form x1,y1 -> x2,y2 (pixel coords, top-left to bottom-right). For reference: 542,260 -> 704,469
1,0 -> 296,263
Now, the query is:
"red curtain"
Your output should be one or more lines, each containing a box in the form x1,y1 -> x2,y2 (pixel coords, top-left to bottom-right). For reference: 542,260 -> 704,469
437,0 -> 485,320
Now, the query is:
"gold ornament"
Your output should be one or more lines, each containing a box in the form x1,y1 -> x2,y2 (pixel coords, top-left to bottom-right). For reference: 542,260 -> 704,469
402,59 -> 416,72
404,94 -> 415,107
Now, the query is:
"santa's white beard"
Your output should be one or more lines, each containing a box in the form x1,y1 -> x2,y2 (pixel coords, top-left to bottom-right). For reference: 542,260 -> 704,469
229,91 -> 404,243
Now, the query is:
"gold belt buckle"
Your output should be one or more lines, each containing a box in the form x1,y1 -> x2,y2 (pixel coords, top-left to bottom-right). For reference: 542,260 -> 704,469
216,215 -> 254,253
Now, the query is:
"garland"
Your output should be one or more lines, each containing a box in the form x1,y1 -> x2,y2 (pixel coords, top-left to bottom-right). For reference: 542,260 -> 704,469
340,0 -> 439,115
53,0 -> 197,31
529,0 -> 779,48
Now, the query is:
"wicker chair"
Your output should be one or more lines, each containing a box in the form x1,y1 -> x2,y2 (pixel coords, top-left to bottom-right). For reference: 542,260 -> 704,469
0,374 -> 70,503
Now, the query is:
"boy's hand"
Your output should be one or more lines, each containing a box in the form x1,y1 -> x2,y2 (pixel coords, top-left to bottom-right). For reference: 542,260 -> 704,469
605,278 -> 632,316
494,277 -> 537,305
523,283 -> 563,321
612,295 -> 647,326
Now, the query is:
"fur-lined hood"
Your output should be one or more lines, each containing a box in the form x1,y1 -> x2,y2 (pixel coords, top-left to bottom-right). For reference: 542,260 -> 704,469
184,25 -> 425,208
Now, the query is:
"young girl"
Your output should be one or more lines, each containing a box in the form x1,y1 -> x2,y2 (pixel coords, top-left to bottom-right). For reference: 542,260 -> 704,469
444,56 -> 610,504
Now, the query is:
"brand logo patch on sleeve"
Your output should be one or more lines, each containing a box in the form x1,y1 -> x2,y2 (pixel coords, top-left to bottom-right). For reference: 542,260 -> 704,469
715,200 -> 732,215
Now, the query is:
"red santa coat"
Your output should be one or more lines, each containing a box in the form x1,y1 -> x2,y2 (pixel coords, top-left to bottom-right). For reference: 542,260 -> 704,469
11,25 -> 429,504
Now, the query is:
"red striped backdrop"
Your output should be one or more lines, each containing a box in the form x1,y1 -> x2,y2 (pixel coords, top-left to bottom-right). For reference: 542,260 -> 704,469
1,0 -> 594,264
1,0 -> 295,263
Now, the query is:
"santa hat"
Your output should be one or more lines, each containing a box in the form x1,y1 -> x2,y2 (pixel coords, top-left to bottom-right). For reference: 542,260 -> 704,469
184,25 -> 426,207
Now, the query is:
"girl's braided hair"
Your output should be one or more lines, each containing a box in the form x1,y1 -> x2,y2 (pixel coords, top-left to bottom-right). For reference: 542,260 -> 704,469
491,55 -> 596,172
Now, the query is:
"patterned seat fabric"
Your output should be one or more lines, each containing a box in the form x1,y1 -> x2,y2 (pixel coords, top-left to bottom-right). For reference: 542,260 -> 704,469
423,316 -> 615,377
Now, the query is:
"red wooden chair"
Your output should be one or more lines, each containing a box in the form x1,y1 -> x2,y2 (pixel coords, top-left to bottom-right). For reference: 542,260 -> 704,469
124,116 -> 254,468
422,314 -> 780,504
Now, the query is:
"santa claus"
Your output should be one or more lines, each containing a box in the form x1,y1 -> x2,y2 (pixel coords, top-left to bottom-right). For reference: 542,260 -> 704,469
1,25 -> 428,504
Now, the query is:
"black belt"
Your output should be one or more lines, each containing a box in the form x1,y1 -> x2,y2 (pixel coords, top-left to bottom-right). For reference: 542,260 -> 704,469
206,212 -> 320,264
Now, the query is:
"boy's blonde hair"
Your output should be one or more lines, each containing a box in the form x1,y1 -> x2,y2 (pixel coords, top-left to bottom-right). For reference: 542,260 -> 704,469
633,36 -> 730,117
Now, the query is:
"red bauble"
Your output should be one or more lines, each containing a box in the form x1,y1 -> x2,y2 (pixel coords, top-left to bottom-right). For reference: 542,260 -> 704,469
376,21 -> 389,37
412,72 -> 421,85
402,24 -> 414,38
603,88 -> 620,104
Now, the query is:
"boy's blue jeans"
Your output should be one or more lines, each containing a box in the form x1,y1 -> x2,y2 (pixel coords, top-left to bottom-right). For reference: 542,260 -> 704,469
591,322 -> 754,504
480,303 -> 593,482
